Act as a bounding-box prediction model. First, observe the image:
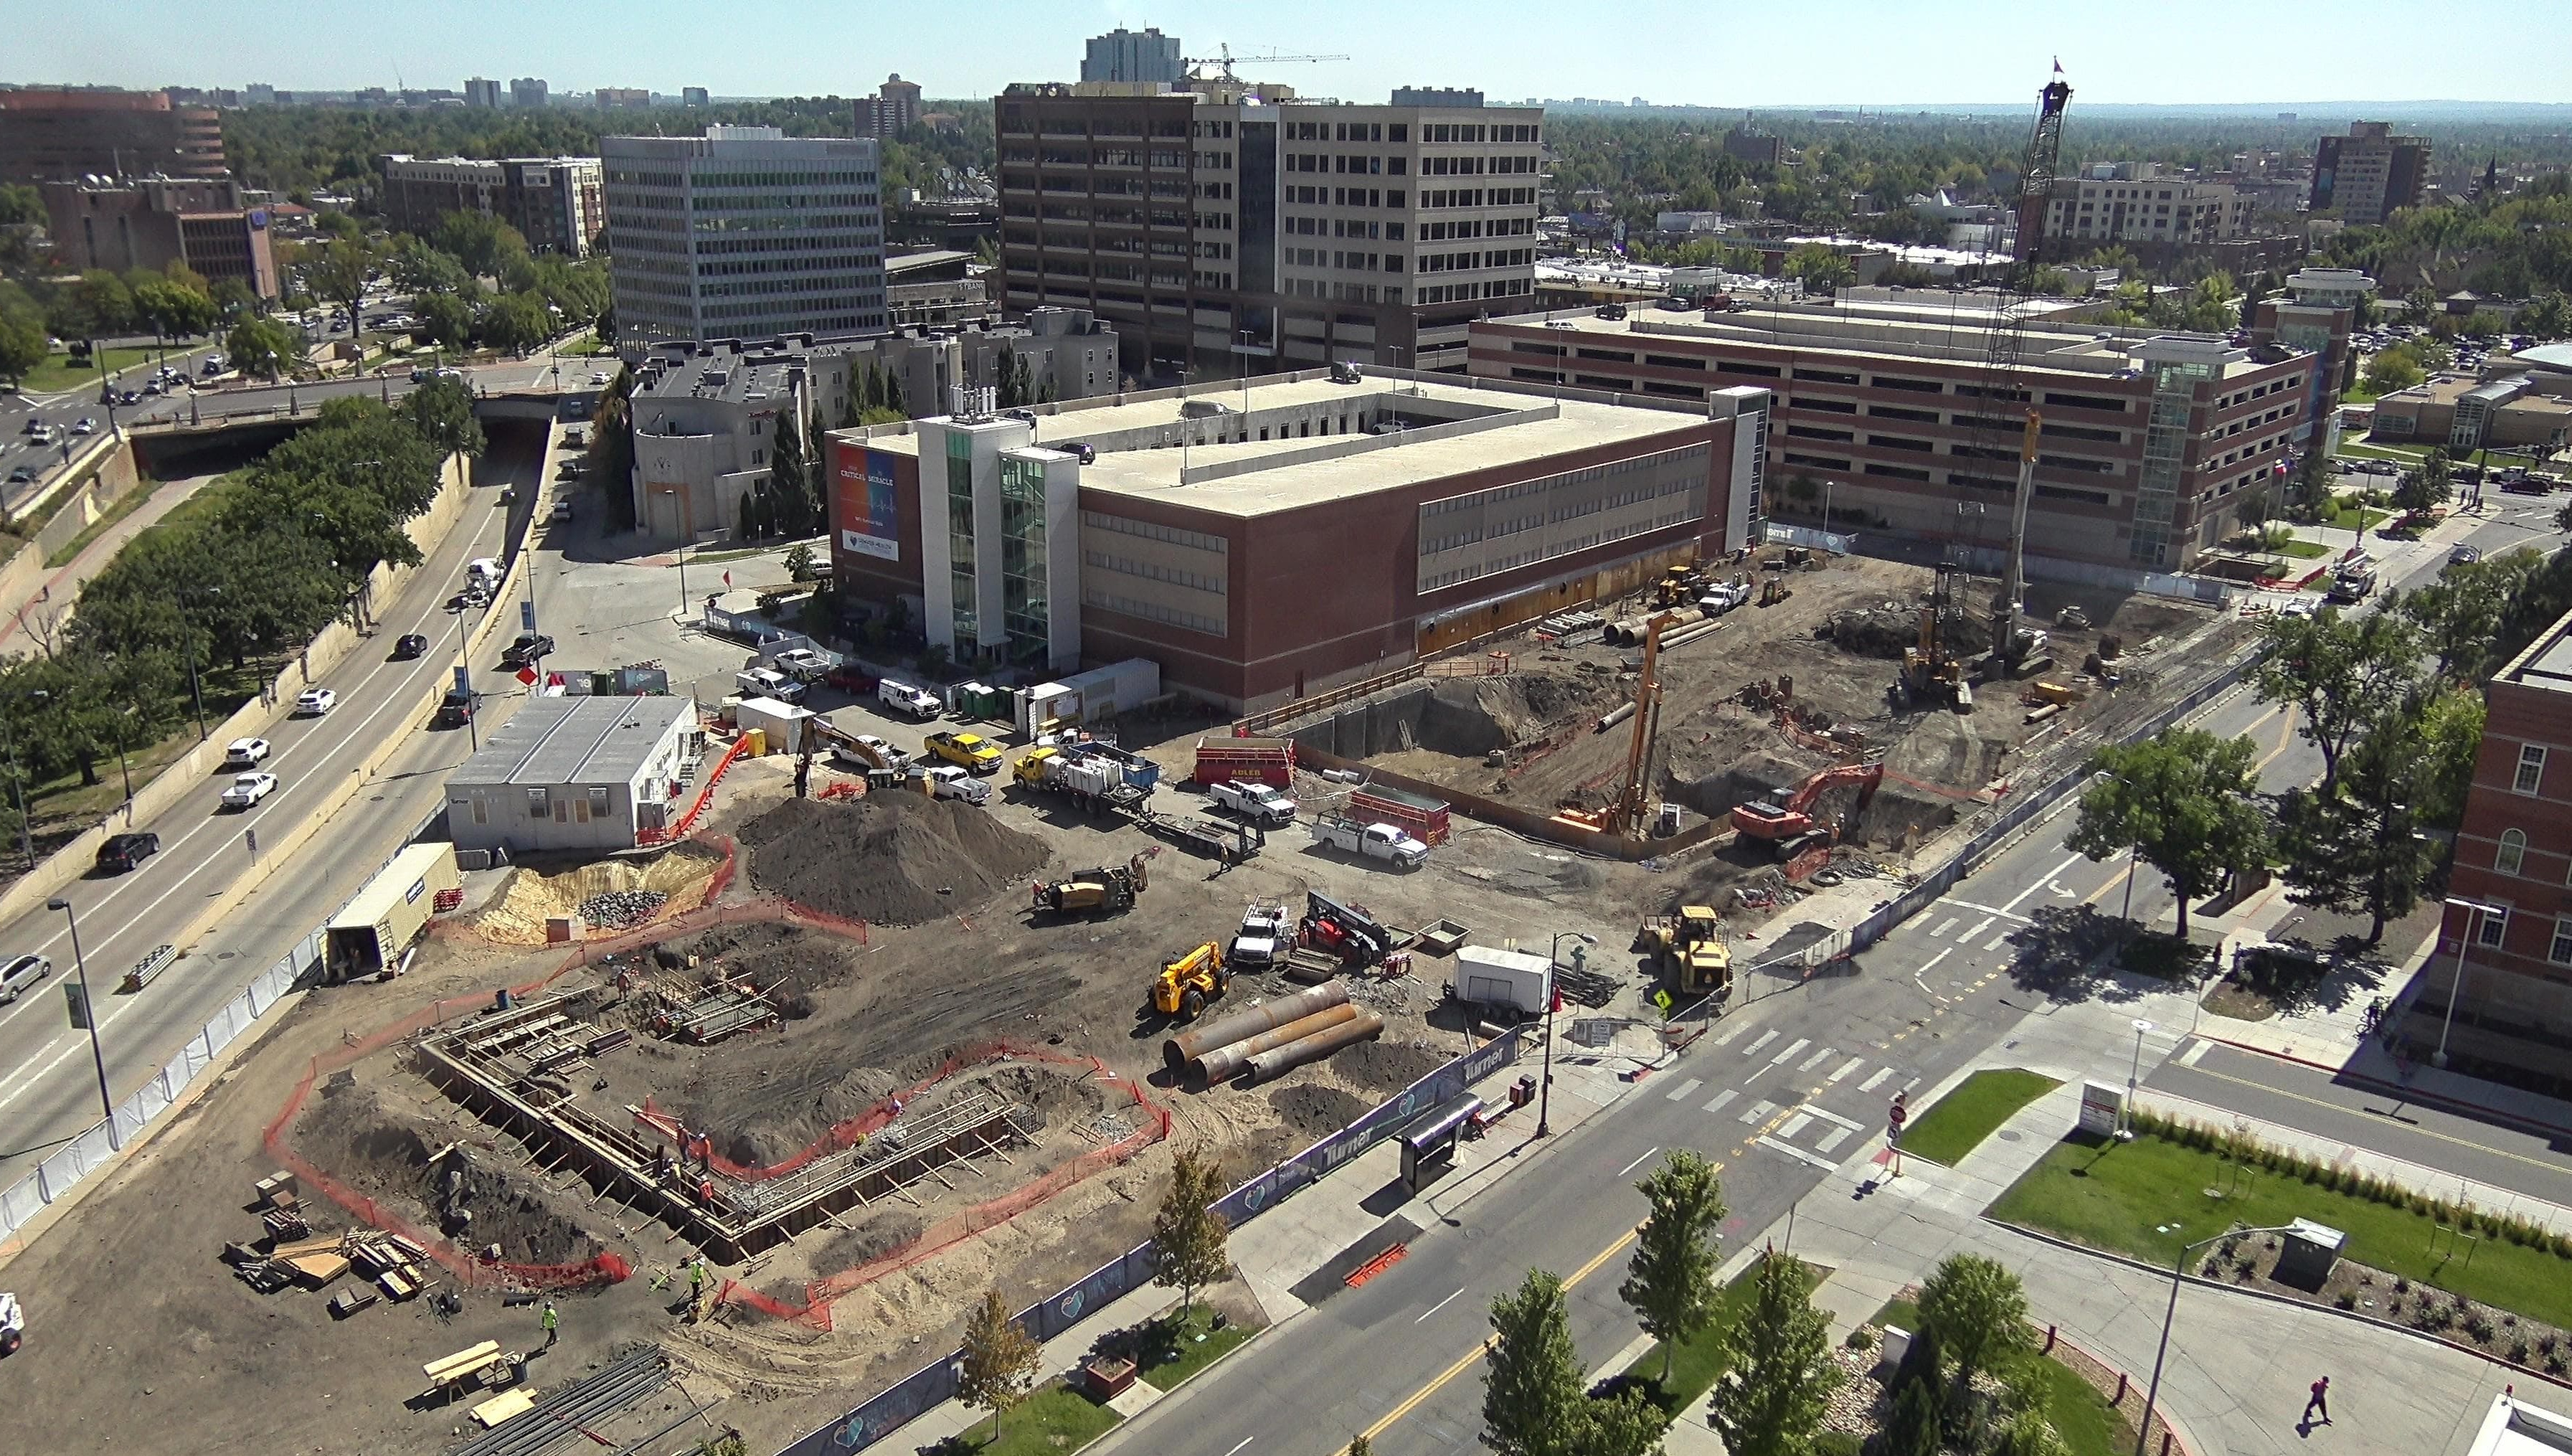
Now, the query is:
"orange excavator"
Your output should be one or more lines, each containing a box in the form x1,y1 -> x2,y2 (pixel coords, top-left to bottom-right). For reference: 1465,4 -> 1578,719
1729,761 -> 1886,855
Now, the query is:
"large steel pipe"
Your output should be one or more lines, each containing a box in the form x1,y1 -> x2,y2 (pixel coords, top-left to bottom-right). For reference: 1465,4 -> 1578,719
1242,1012 -> 1386,1083
1162,978 -> 1351,1070
1193,1003 -> 1359,1083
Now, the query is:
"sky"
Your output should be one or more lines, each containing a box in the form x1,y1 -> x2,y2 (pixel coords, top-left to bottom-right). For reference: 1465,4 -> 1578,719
24,0 -> 2572,109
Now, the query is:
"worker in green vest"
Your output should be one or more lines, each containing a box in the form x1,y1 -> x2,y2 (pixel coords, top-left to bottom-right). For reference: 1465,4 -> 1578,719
541,1300 -> 559,1348
689,1257 -> 709,1322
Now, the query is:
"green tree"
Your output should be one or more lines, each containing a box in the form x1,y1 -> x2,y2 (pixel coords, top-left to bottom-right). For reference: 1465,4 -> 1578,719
387,238 -> 473,296
0,311 -> 44,388
416,290 -> 475,351
785,543 -> 819,582
2401,547 -> 2548,681
2276,686 -> 2484,942
955,1287 -> 1041,1442
1880,1323 -> 1947,1456
226,316 -> 299,379
993,343 -> 1025,407
476,292 -> 552,354
768,403 -> 813,536
306,236 -> 374,339
403,374 -> 486,459
1996,1409 -> 2071,1456
2363,350 -> 2425,395
2252,609 -> 2424,790
0,182 -> 42,226
74,270 -> 136,336
1918,1254 -> 2033,1398
1783,243 -> 1852,293
2067,729 -> 2270,940
1152,1149 -> 1233,1317
1707,1250 -> 1838,1456
1485,1269 -> 1636,1456
433,210 -> 531,280
1617,1150 -> 1727,1384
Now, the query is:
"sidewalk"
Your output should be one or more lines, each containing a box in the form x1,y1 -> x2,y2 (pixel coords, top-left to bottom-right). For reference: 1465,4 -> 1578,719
0,471 -> 210,651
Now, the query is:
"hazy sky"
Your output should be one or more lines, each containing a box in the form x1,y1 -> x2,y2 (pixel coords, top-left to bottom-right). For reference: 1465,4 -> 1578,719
27,0 -> 2571,108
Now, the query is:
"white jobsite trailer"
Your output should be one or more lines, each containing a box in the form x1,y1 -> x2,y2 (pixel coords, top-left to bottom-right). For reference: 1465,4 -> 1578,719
324,843 -> 460,983
1013,658 -> 1161,736
1450,945 -> 1552,1017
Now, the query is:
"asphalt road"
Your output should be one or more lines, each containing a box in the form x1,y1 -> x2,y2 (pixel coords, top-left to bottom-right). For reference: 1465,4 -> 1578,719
0,429 -> 548,1186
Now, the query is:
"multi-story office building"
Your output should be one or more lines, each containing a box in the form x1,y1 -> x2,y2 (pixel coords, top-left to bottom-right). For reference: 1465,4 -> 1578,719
41,177 -> 279,299
0,88 -> 227,185
596,88 -> 651,109
511,77 -> 549,108
996,79 -> 1543,380
2043,163 -> 2256,247
2312,121 -> 2429,225
1722,126 -> 1782,169
1467,296 -> 2326,572
465,77 -> 503,109
379,153 -> 604,257
823,371 -> 1765,704
856,74 -> 923,138
682,87 -> 709,108
2249,267 -> 2375,429
2422,604 -> 2572,1095
1082,27 -> 1186,86
625,310 -> 1120,541
245,84 -> 278,107
602,127 -> 884,344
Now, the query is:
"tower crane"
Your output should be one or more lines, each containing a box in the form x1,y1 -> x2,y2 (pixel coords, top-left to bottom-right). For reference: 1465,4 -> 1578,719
1183,44 -> 1349,82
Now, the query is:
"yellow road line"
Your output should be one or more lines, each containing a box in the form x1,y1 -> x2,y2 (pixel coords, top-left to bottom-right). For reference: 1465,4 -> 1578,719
2254,704 -> 2299,772
2180,1064 -> 2572,1178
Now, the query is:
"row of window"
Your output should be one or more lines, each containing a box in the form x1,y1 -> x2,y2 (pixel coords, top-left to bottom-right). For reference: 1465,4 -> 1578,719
1417,248 -> 1534,273
1289,215 -> 1405,241
1419,217 -> 1535,240
1419,506 -> 1696,592
1422,123 -> 1539,143
1082,587 -> 1224,637
1081,509 -> 1228,554
1418,186 -> 1539,209
1084,550 -> 1226,595
1414,279 -> 1531,303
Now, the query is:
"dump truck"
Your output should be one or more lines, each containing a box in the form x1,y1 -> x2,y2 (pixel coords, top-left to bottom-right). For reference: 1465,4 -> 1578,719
1194,734 -> 1295,787
1033,854 -> 1150,917
924,731 -> 1004,775
1153,942 -> 1231,1021
1640,904 -> 1734,998
1309,813 -> 1428,869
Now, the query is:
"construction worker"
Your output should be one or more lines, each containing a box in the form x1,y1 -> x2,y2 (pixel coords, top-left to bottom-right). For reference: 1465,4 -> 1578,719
689,1257 -> 709,1322
541,1300 -> 559,1348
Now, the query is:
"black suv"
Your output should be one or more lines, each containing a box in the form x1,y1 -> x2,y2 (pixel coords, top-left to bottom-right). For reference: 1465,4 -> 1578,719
96,831 -> 161,874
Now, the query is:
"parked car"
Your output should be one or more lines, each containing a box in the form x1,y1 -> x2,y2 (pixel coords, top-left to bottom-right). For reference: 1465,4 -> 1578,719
95,831 -> 161,874
392,633 -> 430,659
0,953 -> 53,1004
588,371 -> 610,386
222,737 -> 271,768
501,633 -> 555,668
294,687 -> 337,716
2501,476 -> 2552,496
4,468 -> 32,487
2449,544 -> 2483,565
549,500 -> 574,523
219,772 -> 280,809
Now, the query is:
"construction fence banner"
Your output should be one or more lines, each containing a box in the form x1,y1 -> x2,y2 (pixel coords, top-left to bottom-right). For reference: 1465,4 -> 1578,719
780,1025 -> 1527,1455
1764,521 -> 1855,554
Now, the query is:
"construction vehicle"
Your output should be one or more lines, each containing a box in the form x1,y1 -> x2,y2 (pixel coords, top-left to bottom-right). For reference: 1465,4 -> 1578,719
1015,746 -> 1151,813
923,731 -> 1004,775
1302,890 -> 1394,965
1555,612 -> 1678,840
1229,902 -> 1291,970
1729,761 -> 1886,855
1639,904 -> 1734,998
1899,564 -> 1973,710
1153,942 -> 1231,1021
1653,563 -> 1708,608
1034,854 -> 1151,917
827,730 -> 912,775
1757,577 -> 1793,608
1309,813 -> 1428,869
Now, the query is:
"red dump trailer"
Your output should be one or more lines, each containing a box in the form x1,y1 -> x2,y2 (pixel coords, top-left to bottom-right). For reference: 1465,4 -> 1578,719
1196,734 -> 1296,788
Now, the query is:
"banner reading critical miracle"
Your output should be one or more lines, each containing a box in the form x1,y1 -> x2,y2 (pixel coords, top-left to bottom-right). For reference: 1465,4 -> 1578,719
836,445 -> 901,561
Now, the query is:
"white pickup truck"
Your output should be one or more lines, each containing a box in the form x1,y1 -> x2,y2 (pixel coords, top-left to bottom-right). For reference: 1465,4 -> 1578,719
1308,813 -> 1428,869
1209,778 -> 1297,826
878,679 -> 942,718
735,667 -> 805,704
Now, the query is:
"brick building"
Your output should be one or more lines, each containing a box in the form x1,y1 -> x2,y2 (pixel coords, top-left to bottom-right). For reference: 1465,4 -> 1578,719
0,88 -> 227,184
823,372 -> 1768,709
2422,605 -> 2572,1093
41,177 -> 279,299
1467,296 -> 2327,572
379,153 -> 605,257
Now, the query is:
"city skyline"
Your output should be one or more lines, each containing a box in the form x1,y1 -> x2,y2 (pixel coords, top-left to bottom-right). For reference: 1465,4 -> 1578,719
14,0 -> 2570,109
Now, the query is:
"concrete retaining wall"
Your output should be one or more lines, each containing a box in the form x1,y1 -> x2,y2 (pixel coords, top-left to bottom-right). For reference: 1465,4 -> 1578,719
30,440 -> 145,562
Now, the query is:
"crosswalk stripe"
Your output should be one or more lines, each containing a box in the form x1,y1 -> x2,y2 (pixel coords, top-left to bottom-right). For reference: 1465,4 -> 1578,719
1828,1056 -> 1867,1084
1856,1067 -> 1894,1092
1665,1077 -> 1704,1102
1756,1135 -> 1839,1171
2178,1039 -> 2211,1069
1703,1089 -> 1739,1115
1802,1105 -> 1865,1132
1776,1112 -> 1815,1139
1963,916 -> 1994,944
1741,1029 -> 1779,1056
1985,935 -> 2008,952
1798,1046 -> 1835,1072
1931,915 -> 1962,939
1712,1021 -> 1751,1048
1815,1125 -> 1854,1153
1769,1037 -> 1810,1066
1738,1098 -> 1777,1125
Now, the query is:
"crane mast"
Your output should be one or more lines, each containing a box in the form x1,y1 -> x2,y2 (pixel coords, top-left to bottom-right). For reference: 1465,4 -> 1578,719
1985,72 -> 2072,668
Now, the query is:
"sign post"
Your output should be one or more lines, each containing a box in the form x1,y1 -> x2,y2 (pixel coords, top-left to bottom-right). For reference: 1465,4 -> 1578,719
1886,1091 -> 1908,1178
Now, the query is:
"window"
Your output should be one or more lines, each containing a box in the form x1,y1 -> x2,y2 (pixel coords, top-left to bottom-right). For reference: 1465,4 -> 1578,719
2475,908 -> 2509,948
526,788 -> 549,819
2515,744 -> 2546,795
2497,829 -> 2528,877
2554,916 -> 2572,967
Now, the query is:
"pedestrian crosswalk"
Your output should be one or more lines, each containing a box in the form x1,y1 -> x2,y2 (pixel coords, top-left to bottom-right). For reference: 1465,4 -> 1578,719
1681,1024 -> 1913,1172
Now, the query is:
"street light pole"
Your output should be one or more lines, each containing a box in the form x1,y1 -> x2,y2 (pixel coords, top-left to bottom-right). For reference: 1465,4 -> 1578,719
2122,1018 -> 2153,1140
46,897 -> 117,1135
2137,1226 -> 2302,1456
1538,930 -> 1597,1137
2435,898 -> 2505,1069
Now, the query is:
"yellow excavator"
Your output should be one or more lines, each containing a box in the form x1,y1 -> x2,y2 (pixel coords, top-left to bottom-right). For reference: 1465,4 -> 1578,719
1640,904 -> 1734,999
1153,942 -> 1230,1021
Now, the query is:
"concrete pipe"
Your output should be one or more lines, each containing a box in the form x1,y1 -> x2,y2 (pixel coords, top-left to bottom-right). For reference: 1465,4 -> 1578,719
1242,1011 -> 1386,1083
1605,618 -> 1644,647
1163,978 -> 1351,1071
1193,1003 -> 1360,1083
1594,701 -> 1637,734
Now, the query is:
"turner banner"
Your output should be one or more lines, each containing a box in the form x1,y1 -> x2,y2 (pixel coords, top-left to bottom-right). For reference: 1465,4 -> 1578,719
835,446 -> 901,562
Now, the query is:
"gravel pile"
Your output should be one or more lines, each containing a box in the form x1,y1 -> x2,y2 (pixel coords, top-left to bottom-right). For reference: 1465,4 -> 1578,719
739,791 -> 1048,925
579,889 -> 669,929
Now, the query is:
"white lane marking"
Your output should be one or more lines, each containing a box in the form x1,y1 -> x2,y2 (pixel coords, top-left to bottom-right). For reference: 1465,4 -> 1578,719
1711,1021 -> 1750,1048
1815,1125 -> 1854,1153
1416,1287 -> 1466,1323
1857,1067 -> 1894,1093
1930,915 -> 1962,940
1797,1045 -> 1835,1072
1738,1098 -> 1777,1125
1938,899 -> 2034,923
0,1031 -> 72,1102
2178,1039 -> 2212,1069
1899,1076 -> 1921,1094
1802,1105 -> 1865,1132
1702,1089 -> 1739,1115
1963,916 -> 1994,944
1741,1029 -> 1779,1057
1776,1112 -> 1815,1139
2000,851 -> 2090,914
1914,947 -> 1956,1001
1985,935 -> 2010,952
1617,1148 -> 1663,1178
1224,1439 -> 1257,1456
1664,1077 -> 1703,1103
1827,1056 -> 1867,1084
1768,1037 -> 1810,1067
1756,1135 -> 1840,1171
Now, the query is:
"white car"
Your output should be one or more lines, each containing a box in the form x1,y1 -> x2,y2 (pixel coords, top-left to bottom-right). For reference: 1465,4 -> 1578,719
222,737 -> 271,768
69,418 -> 97,436
588,371 -> 610,386
294,687 -> 336,716
922,765 -> 990,805
219,772 -> 279,809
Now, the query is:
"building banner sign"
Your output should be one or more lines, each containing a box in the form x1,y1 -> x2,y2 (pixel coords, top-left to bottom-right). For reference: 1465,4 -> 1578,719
836,446 -> 901,562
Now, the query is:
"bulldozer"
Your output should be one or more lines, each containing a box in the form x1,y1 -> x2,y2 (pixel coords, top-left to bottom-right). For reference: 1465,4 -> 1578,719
1153,942 -> 1230,1021
1652,562 -> 1707,608
1640,904 -> 1734,999
1034,854 -> 1151,918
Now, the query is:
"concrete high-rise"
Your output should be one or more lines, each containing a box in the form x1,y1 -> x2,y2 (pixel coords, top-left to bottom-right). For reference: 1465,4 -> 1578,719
602,126 -> 886,344
511,77 -> 549,108
996,79 -> 1543,380
855,74 -> 923,138
465,77 -> 503,108
1082,27 -> 1185,85
2311,121 -> 2429,225
381,154 -> 603,257
0,88 -> 227,185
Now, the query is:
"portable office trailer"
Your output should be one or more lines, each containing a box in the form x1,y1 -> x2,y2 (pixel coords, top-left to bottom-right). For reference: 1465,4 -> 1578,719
1014,658 -> 1163,735
1451,945 -> 1552,1016
324,843 -> 460,983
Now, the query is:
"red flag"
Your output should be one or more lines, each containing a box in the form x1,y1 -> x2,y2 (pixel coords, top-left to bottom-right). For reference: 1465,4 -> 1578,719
1549,986 -> 1564,1013
516,666 -> 538,686
722,570 -> 732,588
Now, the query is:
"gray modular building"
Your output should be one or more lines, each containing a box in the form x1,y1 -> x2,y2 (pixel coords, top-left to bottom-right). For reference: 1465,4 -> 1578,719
445,696 -> 703,856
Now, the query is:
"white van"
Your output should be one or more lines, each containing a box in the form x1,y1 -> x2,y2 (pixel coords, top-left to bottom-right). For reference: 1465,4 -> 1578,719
0,953 -> 52,1004
466,557 -> 502,585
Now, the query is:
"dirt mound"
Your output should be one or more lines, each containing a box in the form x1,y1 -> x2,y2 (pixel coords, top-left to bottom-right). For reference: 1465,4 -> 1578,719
740,793 -> 1047,925
1267,1084 -> 1366,1137
293,1081 -> 604,1265
815,1211 -> 925,1271
681,920 -> 865,1018
1331,1038 -> 1451,1096
477,839 -> 727,945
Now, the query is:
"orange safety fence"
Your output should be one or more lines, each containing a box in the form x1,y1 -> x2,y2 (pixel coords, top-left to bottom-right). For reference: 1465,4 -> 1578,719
639,735 -> 750,846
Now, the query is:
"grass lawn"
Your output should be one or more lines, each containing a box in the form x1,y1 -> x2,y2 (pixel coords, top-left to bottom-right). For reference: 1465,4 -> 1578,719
1989,1131 -> 2572,1330
932,1384 -> 1121,1456
2274,539 -> 2332,559
1135,1304 -> 1254,1391
1898,1069 -> 2061,1166
1621,1258 -> 1812,1412
2337,441 -> 2431,463
16,346 -> 159,396
44,475 -> 169,567
2019,1347 -> 2136,1456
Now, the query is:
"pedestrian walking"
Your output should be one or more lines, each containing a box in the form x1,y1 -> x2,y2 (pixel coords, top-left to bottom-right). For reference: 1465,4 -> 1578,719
541,1300 -> 559,1348
2303,1376 -> 2331,1426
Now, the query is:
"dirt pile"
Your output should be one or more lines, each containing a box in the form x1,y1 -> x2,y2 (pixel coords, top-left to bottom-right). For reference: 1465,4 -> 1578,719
292,1082 -> 605,1265
739,793 -> 1049,925
1267,1084 -> 1366,1137
477,839 -> 726,945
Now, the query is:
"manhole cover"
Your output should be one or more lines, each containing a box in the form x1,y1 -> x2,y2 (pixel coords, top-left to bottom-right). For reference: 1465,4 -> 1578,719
1997,1130 -> 2023,1143
217,951 -> 237,960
